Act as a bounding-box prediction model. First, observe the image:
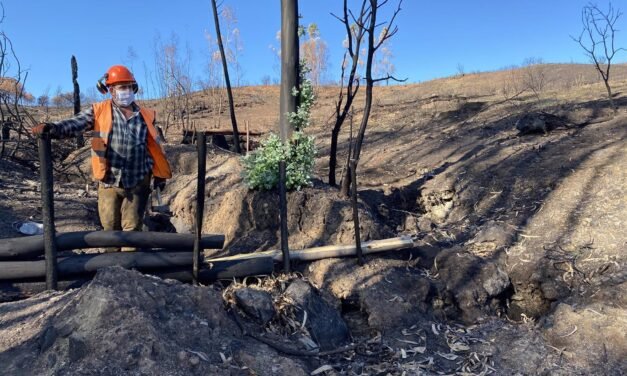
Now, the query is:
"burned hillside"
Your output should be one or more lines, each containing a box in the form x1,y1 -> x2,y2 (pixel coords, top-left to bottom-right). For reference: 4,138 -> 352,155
1,65 -> 626,375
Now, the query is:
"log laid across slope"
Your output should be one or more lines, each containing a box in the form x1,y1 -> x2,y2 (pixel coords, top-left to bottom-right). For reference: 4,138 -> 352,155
0,257 -> 274,302
0,231 -> 225,260
0,252 -> 273,281
209,236 -> 415,262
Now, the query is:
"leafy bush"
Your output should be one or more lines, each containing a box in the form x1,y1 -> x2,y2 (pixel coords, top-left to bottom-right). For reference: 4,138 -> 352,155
242,61 -> 316,191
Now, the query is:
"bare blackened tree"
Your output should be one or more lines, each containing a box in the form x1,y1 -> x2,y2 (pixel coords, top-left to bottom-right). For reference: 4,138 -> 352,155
340,0 -> 404,196
572,2 -> 624,111
211,0 -> 241,153
71,55 -> 84,147
0,3 -> 34,159
328,0 -> 367,186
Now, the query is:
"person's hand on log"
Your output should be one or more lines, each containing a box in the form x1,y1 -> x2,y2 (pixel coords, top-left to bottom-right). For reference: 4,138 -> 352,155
31,123 -> 51,136
153,177 -> 166,191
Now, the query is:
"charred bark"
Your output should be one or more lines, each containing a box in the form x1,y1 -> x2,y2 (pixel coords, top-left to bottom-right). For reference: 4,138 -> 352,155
0,231 -> 225,260
0,256 -> 274,301
71,55 -> 84,147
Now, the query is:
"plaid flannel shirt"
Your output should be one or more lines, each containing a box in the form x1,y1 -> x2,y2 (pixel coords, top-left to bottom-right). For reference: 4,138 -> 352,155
50,102 -> 153,188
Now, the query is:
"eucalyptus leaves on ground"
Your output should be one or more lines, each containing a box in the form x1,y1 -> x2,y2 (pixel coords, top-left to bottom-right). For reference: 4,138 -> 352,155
242,62 -> 316,191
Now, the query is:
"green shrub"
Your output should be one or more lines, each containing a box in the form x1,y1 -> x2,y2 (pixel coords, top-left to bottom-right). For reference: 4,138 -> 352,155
242,61 -> 316,191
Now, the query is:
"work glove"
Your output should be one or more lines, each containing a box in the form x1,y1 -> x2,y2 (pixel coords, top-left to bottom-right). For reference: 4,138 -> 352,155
153,177 -> 166,191
31,123 -> 51,136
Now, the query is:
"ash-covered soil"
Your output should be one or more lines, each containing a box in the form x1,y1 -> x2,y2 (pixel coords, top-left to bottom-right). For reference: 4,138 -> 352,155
1,66 -> 626,375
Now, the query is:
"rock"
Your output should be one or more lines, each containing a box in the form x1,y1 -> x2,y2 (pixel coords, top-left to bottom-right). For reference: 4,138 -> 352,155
283,280 -> 351,351
481,265 -> 510,296
471,221 -> 513,248
402,215 -> 417,232
516,112 -> 567,135
420,188 -> 455,223
436,247 -> 512,323
143,213 -> 177,233
234,343 -> 309,376
67,335 -> 88,362
360,269 -> 432,330
234,287 -> 276,325
170,215 -> 192,234
417,216 -> 434,232
39,326 -> 58,353
516,113 -> 547,134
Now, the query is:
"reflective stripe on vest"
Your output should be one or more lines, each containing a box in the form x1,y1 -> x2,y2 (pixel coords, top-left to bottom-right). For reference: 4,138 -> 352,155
91,100 -> 172,181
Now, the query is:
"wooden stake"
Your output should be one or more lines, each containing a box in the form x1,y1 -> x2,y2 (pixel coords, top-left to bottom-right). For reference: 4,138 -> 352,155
194,132 -> 207,284
279,160 -> 290,272
246,120 -> 250,152
38,132 -> 58,290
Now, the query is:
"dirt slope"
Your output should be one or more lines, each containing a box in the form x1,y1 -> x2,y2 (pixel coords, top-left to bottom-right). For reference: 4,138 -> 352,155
1,64 -> 626,375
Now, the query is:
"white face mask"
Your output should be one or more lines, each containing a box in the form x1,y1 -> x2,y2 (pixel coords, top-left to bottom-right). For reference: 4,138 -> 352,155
114,88 -> 135,107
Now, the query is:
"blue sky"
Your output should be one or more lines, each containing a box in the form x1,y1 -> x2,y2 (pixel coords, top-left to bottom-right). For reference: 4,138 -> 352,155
3,0 -> 627,98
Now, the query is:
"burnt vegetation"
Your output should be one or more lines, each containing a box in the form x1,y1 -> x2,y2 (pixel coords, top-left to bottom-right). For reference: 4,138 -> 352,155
0,1 -> 626,375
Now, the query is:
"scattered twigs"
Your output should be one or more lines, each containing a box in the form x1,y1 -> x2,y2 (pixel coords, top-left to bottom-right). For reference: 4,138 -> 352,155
231,308 -> 358,358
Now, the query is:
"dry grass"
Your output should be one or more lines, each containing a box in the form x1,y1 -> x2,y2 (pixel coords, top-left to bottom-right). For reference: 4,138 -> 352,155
32,63 -> 627,138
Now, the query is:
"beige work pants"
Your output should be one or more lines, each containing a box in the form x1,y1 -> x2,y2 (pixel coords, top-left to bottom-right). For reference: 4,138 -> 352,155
97,174 -> 151,251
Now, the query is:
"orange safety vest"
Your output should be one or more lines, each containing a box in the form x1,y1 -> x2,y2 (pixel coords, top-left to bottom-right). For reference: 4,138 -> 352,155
91,99 -> 172,181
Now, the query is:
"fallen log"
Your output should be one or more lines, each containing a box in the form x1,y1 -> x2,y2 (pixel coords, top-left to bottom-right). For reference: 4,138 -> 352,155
209,235 -> 415,263
0,257 -> 274,302
0,252 -> 274,281
0,231 -> 225,260
0,252 -> 194,280
158,257 -> 274,282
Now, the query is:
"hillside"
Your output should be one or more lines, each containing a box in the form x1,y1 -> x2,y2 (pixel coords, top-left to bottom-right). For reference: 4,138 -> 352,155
0,63 -> 625,375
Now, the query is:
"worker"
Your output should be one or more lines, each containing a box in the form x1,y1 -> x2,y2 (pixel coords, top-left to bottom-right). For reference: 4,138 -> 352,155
32,65 -> 172,251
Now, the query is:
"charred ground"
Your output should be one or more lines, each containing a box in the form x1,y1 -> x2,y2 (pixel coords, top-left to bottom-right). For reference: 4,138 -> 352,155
0,64 -> 626,375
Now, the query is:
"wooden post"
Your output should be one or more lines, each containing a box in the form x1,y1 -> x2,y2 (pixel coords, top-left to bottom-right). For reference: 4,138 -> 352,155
350,159 -> 363,265
194,132 -> 207,284
38,132 -> 58,289
279,160 -> 290,272
278,0 -> 298,274
279,0 -> 299,142
246,120 -> 250,153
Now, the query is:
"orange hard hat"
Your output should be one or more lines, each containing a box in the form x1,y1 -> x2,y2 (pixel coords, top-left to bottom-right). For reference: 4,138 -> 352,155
104,65 -> 136,86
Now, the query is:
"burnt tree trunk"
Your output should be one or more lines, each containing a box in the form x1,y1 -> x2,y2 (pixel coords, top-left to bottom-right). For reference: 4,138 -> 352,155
71,56 -> 84,147
329,0 -> 365,187
279,0 -> 299,141
210,0 -> 241,153
329,62 -> 359,186
278,0 -> 300,272
603,76 -> 616,110
340,1 -> 379,197
339,0 -> 402,195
